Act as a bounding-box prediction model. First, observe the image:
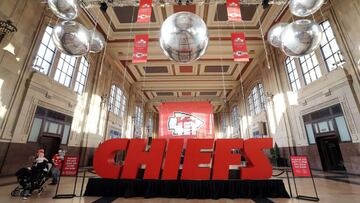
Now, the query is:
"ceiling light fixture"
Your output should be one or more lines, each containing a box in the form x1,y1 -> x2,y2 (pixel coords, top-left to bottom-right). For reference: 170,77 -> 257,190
0,20 -> 17,44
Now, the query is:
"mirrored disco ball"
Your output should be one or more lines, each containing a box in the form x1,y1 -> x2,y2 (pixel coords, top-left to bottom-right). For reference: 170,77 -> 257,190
280,19 -> 322,57
52,21 -> 90,56
89,30 -> 106,53
289,0 -> 325,17
267,23 -> 288,48
48,0 -> 79,20
159,12 -> 209,63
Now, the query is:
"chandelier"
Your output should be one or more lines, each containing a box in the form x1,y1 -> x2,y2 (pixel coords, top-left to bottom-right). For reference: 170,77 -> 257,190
0,20 -> 17,43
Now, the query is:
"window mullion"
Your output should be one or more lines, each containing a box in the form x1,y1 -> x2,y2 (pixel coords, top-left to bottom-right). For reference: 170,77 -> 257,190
70,58 -> 81,90
294,58 -> 306,87
315,49 -> 328,76
49,51 -> 60,79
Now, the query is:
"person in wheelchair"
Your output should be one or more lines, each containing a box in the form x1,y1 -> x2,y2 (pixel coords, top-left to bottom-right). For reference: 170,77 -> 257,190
11,149 -> 51,198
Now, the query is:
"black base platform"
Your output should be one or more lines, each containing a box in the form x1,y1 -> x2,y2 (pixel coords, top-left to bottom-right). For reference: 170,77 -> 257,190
84,178 -> 290,199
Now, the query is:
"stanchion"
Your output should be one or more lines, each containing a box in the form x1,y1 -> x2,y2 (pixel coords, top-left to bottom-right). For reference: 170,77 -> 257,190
273,166 -> 293,198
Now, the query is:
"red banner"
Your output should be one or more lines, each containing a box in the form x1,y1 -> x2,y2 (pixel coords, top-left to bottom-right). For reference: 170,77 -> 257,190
226,0 -> 242,22
137,0 -> 152,23
61,156 -> 79,176
290,156 -> 311,177
231,32 -> 249,62
132,34 -> 149,63
159,102 -> 214,140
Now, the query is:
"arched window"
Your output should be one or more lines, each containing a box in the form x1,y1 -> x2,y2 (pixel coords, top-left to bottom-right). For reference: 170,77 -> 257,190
32,26 -> 56,75
231,105 -> 241,138
32,26 -> 90,94
108,84 -> 127,118
134,106 -> 144,138
220,112 -> 227,138
247,83 -> 265,116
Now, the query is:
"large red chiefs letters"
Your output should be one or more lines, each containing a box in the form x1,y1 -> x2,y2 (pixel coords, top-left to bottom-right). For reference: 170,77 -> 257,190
93,138 -> 273,180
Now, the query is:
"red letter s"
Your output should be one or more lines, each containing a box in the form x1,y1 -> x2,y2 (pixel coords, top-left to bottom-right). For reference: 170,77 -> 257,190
241,138 -> 273,180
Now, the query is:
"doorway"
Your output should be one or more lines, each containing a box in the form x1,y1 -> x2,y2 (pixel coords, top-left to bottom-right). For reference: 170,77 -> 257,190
39,135 -> 61,160
316,135 -> 346,171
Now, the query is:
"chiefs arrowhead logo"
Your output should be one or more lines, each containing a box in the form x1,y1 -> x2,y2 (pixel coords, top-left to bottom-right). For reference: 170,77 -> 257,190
235,37 -> 244,43
168,112 -> 204,136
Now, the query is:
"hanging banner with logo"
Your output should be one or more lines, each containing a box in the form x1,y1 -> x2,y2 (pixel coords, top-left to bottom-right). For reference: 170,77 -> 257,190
231,32 -> 249,62
61,156 -> 79,176
137,0 -> 152,23
226,0 -> 242,22
290,156 -> 311,177
132,34 -> 149,63
159,102 -> 214,140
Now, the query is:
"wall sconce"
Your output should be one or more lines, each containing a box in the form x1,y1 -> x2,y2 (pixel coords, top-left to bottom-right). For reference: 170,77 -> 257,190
0,20 -> 17,44
265,92 -> 273,99
101,94 -> 108,106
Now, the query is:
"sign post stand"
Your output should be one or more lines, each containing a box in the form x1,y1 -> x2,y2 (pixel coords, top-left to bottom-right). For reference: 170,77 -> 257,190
290,156 -> 319,202
53,156 -> 80,199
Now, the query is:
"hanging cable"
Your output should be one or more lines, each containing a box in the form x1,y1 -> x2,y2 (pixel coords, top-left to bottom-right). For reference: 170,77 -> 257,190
257,13 -> 271,69
215,1 -> 228,106
122,6 -> 137,138
141,5 -> 152,139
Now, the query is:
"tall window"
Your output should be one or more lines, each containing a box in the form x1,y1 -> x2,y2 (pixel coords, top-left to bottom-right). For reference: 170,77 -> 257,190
32,26 -> 56,75
285,57 -> 301,91
299,52 -> 322,85
108,85 -> 127,117
134,106 -> 144,138
320,20 -> 345,71
220,112 -> 227,138
146,114 -> 153,138
231,105 -> 241,137
54,54 -> 76,87
248,83 -> 265,116
31,26 -> 90,94
74,57 -> 89,94
283,20 -> 345,90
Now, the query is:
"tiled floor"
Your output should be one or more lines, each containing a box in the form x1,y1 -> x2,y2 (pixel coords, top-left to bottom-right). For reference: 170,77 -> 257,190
0,171 -> 360,203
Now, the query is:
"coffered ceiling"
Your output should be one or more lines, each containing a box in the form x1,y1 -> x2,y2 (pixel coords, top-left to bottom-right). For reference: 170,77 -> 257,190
84,1 -> 288,112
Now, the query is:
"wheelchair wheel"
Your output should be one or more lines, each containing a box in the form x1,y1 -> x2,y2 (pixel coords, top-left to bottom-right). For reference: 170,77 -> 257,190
20,189 -> 31,198
38,186 -> 44,195
10,186 -> 20,197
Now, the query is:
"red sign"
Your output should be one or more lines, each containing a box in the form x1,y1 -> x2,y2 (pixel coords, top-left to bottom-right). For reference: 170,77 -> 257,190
132,34 -> 149,63
159,102 -> 214,140
137,0 -> 152,23
93,138 -> 273,180
61,156 -> 79,176
226,0 -> 242,22
231,32 -> 249,62
290,156 -> 311,177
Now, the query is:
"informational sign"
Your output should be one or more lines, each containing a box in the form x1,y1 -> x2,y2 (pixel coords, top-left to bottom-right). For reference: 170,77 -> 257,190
159,102 -> 214,139
290,156 -> 311,177
226,0 -> 242,22
231,32 -> 249,62
110,129 -> 122,139
137,0 -> 152,23
132,34 -> 149,63
61,156 -> 79,176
